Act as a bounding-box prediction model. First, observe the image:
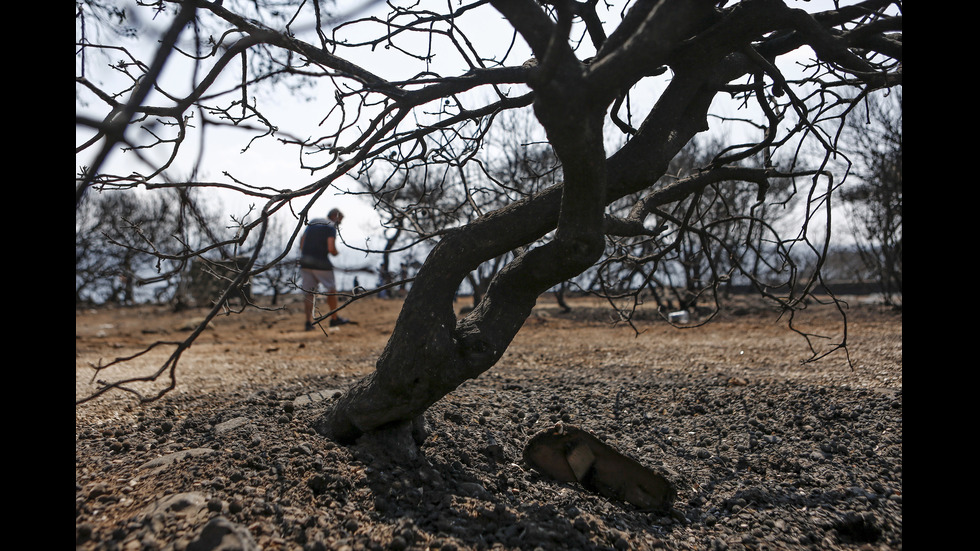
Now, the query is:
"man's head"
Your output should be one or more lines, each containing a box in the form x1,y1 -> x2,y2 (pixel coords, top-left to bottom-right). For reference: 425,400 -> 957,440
328,208 -> 344,225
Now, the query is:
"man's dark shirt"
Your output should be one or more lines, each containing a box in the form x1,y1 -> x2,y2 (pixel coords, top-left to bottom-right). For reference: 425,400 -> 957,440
299,219 -> 336,270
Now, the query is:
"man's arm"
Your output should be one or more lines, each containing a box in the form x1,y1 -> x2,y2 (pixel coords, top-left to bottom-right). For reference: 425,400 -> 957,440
328,236 -> 339,256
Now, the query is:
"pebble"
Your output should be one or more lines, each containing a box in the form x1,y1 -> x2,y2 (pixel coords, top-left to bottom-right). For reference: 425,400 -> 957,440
77,357 -> 902,551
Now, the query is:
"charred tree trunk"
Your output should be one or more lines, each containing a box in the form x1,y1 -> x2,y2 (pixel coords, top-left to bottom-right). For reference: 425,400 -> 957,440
315,109 -> 611,443
315,79 -> 722,448
313,0 -> 812,447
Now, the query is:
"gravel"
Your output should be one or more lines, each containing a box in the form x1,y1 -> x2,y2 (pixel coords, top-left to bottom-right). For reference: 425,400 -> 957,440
76,369 -> 902,550
75,298 -> 902,550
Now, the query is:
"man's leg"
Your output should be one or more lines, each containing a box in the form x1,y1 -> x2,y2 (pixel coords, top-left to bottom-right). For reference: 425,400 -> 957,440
322,270 -> 356,326
321,269 -> 339,321
305,291 -> 316,323
301,269 -> 318,330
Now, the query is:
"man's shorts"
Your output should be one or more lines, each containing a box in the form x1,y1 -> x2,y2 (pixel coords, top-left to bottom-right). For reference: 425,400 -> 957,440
300,268 -> 337,292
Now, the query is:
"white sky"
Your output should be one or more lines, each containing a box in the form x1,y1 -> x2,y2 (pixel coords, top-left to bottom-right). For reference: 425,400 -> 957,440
77,1 -> 876,287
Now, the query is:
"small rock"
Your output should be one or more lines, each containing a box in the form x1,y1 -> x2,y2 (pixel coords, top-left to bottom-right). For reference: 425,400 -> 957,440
186,517 -> 259,551
214,417 -> 250,434
139,449 -> 216,472
457,482 -> 489,499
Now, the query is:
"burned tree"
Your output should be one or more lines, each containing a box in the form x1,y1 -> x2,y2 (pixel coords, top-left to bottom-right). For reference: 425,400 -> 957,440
75,187 -> 229,306
591,135 -> 799,321
840,89 -> 902,306
76,0 -> 902,447
357,109 -> 562,308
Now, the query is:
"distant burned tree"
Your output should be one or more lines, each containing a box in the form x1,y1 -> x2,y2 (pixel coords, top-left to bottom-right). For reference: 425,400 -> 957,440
244,215 -> 300,306
76,0 -> 902,449
840,89 -> 902,306
359,111 -> 561,306
358,109 -> 562,308
76,191 -> 147,305
591,135 -> 798,321
75,187 -> 225,306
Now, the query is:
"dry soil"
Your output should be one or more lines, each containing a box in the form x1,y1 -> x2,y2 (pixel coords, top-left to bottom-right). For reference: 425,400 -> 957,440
75,294 -> 902,550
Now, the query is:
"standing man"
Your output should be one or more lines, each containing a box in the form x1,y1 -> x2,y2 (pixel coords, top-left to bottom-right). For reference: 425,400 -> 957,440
299,208 -> 355,331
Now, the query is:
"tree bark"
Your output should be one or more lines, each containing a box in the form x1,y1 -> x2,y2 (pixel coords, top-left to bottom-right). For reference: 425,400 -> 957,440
312,0 -> 871,446
314,74 -> 723,446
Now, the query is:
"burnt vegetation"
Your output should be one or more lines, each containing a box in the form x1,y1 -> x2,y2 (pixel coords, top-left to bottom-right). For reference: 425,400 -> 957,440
76,0 -> 902,449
